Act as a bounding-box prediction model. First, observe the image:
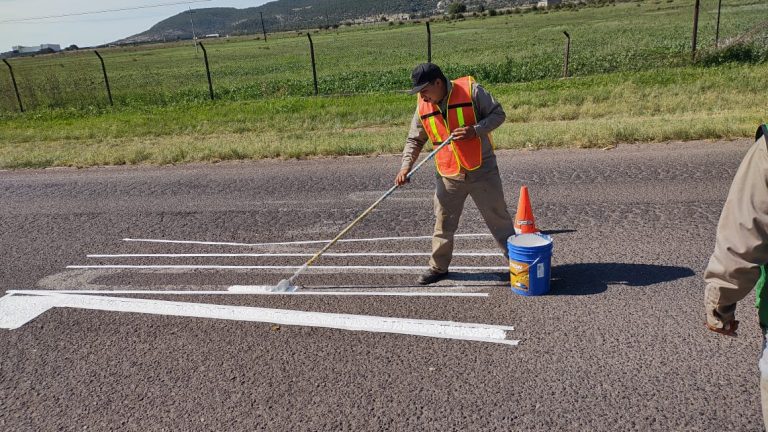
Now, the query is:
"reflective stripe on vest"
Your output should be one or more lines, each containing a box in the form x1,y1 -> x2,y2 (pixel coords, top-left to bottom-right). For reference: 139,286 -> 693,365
417,76 -> 484,177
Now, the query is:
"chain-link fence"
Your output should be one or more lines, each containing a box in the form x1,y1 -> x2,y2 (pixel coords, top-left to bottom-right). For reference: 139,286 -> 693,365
1,0 -> 766,114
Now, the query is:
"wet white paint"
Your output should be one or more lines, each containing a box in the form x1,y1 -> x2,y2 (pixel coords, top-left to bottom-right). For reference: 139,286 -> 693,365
0,292 -> 518,345
87,252 -> 501,258
225,286 -> 488,296
509,233 -> 552,247
67,265 -> 508,271
0,294 -> 60,330
123,233 -> 492,247
7,289 -> 489,298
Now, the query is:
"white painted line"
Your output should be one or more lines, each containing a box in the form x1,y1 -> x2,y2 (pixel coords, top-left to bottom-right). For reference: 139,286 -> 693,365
66,265 -> 508,271
225,286 -> 488,296
7,289 -> 489,298
88,252 -> 501,258
123,233 -> 492,247
0,294 -> 59,330
4,292 -> 518,345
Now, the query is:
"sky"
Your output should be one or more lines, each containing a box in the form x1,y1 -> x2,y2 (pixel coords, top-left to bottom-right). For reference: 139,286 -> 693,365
0,0 -> 271,50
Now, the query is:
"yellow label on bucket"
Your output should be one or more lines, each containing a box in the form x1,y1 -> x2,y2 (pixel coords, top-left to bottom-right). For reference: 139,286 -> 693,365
509,260 -> 529,291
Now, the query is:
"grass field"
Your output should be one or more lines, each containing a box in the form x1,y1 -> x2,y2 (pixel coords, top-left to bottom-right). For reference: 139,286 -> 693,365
0,0 -> 766,168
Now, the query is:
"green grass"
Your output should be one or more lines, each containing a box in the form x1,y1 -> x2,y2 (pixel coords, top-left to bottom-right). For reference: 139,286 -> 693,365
1,0 -> 766,111
1,61 -> 764,169
0,0 -> 766,168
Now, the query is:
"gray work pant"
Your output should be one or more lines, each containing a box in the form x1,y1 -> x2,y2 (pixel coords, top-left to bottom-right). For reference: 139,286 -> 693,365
429,166 -> 516,273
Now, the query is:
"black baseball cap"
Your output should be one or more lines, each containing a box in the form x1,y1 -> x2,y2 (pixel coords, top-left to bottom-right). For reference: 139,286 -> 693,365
408,63 -> 445,95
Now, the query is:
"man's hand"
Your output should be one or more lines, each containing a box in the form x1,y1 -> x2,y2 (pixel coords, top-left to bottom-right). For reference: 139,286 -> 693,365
452,126 -> 477,141
395,168 -> 410,186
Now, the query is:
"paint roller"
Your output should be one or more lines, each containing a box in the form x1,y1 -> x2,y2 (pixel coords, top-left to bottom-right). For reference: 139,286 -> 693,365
273,134 -> 456,292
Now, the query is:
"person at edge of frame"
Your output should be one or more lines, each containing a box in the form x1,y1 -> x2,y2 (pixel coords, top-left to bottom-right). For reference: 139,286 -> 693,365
704,123 -> 768,428
395,63 -> 516,286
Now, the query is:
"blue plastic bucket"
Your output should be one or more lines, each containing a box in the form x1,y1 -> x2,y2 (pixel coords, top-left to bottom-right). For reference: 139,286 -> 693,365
507,233 -> 553,296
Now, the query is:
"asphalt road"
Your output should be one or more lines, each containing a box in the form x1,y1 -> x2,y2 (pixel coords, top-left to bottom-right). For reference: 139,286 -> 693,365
0,139 -> 763,431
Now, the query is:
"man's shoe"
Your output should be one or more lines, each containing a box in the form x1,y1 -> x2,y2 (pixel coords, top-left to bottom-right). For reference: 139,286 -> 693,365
417,269 -> 448,285
706,320 -> 739,336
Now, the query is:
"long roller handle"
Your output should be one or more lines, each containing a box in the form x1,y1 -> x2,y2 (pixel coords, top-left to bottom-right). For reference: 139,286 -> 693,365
287,134 -> 455,281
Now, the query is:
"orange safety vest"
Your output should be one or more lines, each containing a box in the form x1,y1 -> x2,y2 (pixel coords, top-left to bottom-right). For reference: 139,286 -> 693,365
417,76 -> 484,177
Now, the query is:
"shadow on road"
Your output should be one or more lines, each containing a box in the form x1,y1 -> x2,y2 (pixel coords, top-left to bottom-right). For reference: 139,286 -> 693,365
446,272 -> 508,283
540,229 -> 577,235
549,263 -> 696,295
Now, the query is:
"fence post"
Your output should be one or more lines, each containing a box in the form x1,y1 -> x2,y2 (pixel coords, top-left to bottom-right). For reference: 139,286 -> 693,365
562,31 -> 571,78
260,11 -> 267,42
307,33 -> 318,96
2,59 -> 24,113
715,0 -> 722,48
94,51 -> 113,106
426,22 -> 432,63
691,0 -> 700,61
198,42 -> 214,100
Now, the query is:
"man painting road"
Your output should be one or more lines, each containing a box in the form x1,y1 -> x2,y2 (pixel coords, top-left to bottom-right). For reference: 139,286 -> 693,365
395,63 -> 516,285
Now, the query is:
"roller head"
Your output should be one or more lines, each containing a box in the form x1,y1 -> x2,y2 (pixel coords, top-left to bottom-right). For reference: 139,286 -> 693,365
272,279 -> 298,292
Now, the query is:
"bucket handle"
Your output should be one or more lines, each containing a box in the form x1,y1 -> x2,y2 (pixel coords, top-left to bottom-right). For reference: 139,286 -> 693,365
511,254 -> 544,268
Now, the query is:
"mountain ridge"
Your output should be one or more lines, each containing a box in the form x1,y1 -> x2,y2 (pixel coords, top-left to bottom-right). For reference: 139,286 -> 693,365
117,0 -> 524,44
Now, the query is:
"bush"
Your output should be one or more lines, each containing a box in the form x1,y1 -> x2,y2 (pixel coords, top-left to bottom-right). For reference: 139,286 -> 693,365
489,9 -> 498,16
448,2 -> 467,14
699,42 -> 768,67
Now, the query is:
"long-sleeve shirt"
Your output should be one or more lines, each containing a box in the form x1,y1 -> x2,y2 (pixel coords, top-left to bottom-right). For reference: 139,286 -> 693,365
400,80 -> 507,175
704,126 -> 768,329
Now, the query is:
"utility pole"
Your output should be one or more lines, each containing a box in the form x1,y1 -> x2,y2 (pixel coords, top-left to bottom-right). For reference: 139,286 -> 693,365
189,7 -> 198,53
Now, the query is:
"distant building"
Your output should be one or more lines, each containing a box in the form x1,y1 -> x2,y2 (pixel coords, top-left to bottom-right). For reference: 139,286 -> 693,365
537,0 -> 562,7
11,44 -> 61,54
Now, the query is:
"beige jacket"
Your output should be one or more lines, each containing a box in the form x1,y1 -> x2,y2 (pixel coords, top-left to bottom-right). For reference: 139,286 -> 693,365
400,79 -> 506,174
704,125 -> 768,329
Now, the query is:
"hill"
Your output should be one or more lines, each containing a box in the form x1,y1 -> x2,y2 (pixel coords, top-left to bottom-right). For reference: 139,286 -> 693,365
117,0 -> 524,43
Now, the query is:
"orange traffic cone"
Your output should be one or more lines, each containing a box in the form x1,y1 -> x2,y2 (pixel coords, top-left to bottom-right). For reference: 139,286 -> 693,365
514,185 -> 538,234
